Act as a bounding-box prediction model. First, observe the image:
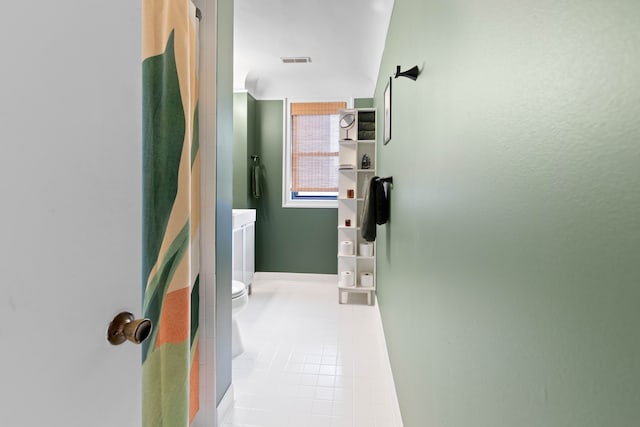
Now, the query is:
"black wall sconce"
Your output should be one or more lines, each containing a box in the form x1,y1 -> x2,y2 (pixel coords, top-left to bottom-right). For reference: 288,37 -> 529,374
394,65 -> 420,81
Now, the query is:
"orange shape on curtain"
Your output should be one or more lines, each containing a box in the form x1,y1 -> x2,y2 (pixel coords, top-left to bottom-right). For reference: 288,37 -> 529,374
155,287 -> 190,348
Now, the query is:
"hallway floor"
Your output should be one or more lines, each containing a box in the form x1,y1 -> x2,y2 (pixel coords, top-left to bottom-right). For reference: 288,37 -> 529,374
221,273 -> 403,427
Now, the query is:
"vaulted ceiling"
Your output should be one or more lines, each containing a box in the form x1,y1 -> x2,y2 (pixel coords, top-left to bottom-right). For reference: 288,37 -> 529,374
234,0 -> 395,99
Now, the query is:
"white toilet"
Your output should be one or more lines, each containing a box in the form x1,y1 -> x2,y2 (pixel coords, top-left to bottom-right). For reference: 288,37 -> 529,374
231,280 -> 249,358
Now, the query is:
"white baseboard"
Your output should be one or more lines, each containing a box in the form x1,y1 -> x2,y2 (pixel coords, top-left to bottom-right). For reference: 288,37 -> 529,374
254,271 -> 338,284
373,298 -> 404,426
216,383 -> 235,426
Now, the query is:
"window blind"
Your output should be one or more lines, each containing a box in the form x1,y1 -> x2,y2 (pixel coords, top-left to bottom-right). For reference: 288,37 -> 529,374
290,102 -> 346,193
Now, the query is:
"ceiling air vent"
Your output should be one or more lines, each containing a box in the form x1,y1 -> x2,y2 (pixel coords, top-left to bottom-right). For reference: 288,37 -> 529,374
281,57 -> 312,64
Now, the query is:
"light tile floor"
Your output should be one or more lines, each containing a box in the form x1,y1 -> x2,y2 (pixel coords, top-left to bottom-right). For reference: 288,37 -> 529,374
222,273 -> 403,427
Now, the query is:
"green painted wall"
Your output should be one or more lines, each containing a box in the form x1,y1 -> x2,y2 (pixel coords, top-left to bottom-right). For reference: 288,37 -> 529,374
252,100 -> 338,273
232,98 -> 375,273
354,98 -> 374,108
373,1 -> 640,426
233,92 -> 257,209
215,0 -> 233,406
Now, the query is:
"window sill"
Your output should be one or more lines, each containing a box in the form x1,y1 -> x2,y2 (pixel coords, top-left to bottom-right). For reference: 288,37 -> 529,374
282,199 -> 338,209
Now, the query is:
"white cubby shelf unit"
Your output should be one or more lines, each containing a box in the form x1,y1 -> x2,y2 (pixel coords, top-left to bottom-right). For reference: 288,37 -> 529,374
337,108 -> 377,305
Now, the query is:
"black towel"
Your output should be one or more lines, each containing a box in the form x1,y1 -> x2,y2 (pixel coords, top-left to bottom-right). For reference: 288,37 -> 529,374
358,130 -> 376,140
358,111 -> 375,122
375,180 -> 389,225
361,177 -> 377,241
361,177 -> 390,242
358,122 -> 376,131
251,163 -> 262,198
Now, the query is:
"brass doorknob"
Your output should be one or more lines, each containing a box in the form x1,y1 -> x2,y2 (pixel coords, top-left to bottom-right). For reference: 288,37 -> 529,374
107,312 -> 152,345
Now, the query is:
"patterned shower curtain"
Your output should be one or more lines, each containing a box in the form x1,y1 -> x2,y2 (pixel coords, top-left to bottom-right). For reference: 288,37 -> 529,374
142,1 -> 200,426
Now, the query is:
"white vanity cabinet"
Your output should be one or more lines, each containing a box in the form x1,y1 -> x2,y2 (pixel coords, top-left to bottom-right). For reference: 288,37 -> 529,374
337,109 -> 376,305
232,209 -> 256,289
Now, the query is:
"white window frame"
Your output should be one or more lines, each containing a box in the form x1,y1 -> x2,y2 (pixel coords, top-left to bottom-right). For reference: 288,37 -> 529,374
282,97 -> 353,208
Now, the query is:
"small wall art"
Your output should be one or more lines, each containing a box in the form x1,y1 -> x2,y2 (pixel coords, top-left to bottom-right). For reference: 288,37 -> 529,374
383,77 -> 392,145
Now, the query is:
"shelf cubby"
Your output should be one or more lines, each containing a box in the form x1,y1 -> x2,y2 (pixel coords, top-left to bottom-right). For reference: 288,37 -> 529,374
337,108 -> 377,305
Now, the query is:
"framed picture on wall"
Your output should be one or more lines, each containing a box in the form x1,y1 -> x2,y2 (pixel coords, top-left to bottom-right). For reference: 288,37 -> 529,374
384,77 -> 391,144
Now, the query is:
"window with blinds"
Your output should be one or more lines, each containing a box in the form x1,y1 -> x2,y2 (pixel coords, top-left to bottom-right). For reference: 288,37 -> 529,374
289,101 -> 346,201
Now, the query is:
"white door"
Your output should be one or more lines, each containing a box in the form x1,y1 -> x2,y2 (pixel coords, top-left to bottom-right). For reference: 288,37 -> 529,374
0,1 -> 143,426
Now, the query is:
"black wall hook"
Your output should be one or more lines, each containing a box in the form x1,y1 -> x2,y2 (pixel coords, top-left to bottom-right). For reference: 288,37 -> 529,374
394,65 -> 420,81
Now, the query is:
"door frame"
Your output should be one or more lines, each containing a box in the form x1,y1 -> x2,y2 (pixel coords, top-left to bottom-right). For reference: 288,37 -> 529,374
194,0 -> 217,425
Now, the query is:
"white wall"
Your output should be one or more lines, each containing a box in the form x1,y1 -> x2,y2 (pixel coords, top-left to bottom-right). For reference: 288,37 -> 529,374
0,1 -> 142,425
